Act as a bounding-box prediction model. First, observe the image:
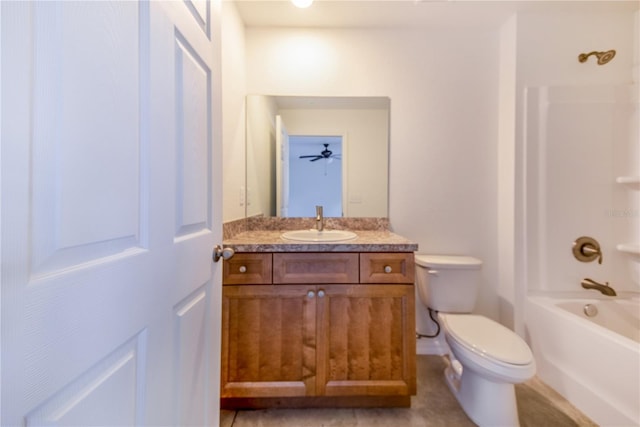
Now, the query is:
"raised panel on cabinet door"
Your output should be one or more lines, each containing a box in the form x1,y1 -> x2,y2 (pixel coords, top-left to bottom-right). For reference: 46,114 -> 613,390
273,253 -> 359,284
221,285 -> 317,398
360,253 -> 415,284
316,284 -> 416,397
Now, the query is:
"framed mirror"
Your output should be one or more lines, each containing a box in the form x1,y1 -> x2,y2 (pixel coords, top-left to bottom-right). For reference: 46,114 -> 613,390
246,95 -> 390,218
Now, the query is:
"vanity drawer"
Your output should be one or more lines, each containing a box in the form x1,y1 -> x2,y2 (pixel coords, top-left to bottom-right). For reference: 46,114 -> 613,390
273,253 -> 359,284
223,253 -> 272,285
360,253 -> 415,284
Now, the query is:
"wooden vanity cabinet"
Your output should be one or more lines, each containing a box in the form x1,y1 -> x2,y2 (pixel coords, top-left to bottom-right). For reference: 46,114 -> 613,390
221,252 -> 416,408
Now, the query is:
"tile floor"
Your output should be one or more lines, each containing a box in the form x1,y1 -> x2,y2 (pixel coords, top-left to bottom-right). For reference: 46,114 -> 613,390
220,355 -> 596,427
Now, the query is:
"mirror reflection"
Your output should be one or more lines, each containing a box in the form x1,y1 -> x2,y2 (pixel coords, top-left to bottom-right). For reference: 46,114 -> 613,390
246,95 -> 390,218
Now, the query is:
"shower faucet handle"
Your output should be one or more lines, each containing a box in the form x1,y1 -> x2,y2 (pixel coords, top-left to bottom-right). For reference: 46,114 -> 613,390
572,236 -> 603,264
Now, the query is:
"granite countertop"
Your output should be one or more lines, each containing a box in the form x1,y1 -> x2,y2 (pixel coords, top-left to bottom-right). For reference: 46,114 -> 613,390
223,229 -> 418,253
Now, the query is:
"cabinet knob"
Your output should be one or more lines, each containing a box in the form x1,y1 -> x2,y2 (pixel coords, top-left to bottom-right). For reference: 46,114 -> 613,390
239,265 -> 247,273
307,290 -> 315,298
317,289 -> 325,298
384,265 -> 392,273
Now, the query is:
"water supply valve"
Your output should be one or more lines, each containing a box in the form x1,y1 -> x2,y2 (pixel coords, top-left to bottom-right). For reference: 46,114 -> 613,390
572,236 -> 603,264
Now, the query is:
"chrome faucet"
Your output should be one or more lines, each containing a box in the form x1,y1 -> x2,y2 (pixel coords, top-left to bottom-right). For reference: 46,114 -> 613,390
581,278 -> 617,296
315,205 -> 324,231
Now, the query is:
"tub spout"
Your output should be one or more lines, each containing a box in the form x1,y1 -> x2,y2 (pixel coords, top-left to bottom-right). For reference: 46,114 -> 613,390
581,278 -> 617,296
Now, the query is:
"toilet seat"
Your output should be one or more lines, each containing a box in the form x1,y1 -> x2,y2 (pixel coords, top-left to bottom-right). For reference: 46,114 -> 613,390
440,313 -> 533,366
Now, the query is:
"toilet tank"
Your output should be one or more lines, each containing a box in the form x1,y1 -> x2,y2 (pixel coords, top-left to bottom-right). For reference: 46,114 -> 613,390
414,254 -> 482,313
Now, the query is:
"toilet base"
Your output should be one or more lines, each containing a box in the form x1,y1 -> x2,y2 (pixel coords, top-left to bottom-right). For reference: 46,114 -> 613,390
444,361 -> 520,427
416,334 -> 450,356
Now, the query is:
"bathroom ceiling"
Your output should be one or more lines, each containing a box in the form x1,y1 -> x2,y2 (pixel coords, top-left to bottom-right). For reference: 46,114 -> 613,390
232,0 -> 639,29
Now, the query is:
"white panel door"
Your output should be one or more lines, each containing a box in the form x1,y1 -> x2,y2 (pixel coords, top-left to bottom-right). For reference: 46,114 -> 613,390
0,1 -> 223,426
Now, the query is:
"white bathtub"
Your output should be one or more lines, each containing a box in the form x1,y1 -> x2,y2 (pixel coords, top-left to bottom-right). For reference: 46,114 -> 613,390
526,294 -> 640,426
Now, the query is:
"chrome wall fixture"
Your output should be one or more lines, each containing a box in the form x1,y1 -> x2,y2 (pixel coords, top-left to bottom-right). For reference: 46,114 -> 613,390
578,50 -> 616,65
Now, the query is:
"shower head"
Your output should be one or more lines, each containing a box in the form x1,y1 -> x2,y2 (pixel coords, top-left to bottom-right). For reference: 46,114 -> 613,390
578,50 -> 616,65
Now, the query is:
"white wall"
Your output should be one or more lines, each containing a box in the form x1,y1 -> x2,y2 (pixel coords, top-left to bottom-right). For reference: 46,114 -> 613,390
497,15 -> 518,328
245,95 -> 278,217
221,2 -> 246,222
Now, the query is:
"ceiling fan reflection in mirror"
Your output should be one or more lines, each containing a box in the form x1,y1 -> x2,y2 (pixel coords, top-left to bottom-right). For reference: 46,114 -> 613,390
299,143 -> 341,162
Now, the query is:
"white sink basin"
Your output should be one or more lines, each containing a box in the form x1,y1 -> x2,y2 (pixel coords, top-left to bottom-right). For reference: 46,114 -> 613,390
281,229 -> 357,242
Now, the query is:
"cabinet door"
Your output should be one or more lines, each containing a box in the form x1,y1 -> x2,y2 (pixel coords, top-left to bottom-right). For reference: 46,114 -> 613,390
221,285 -> 317,398
316,284 -> 416,397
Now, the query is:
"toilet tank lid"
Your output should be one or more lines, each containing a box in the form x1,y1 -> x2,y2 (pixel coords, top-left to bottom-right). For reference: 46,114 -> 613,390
414,254 -> 482,269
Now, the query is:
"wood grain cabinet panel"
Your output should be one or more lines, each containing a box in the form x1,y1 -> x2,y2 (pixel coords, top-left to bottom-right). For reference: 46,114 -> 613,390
317,284 -> 416,397
273,253 -> 359,284
221,251 -> 416,409
223,253 -> 272,285
221,284 -> 316,398
360,253 -> 415,284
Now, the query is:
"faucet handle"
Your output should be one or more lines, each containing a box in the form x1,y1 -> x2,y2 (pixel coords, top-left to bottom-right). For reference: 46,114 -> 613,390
573,236 -> 603,264
581,245 -> 603,264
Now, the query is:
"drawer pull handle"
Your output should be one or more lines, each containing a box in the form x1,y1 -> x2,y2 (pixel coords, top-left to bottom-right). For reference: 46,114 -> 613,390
239,266 -> 247,273
317,289 -> 325,298
384,265 -> 393,273
307,290 -> 315,298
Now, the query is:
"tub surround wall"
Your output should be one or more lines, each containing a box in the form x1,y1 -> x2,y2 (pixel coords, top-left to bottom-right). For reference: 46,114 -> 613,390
513,6 -> 639,299
524,84 -> 638,295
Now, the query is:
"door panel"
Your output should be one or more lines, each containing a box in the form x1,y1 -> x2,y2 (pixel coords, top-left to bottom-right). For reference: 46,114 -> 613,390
317,284 -> 416,397
174,30 -> 211,238
221,285 -> 317,398
30,0 -> 145,278
1,1 -> 222,425
24,333 -> 147,426
174,286 -> 209,427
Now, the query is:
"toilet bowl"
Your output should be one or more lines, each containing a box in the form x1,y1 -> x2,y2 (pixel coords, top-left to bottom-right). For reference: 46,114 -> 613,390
414,254 -> 535,427
440,313 -> 536,426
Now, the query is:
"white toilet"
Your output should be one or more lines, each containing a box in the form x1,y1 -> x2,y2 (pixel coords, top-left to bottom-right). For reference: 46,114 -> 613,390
414,254 -> 535,427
